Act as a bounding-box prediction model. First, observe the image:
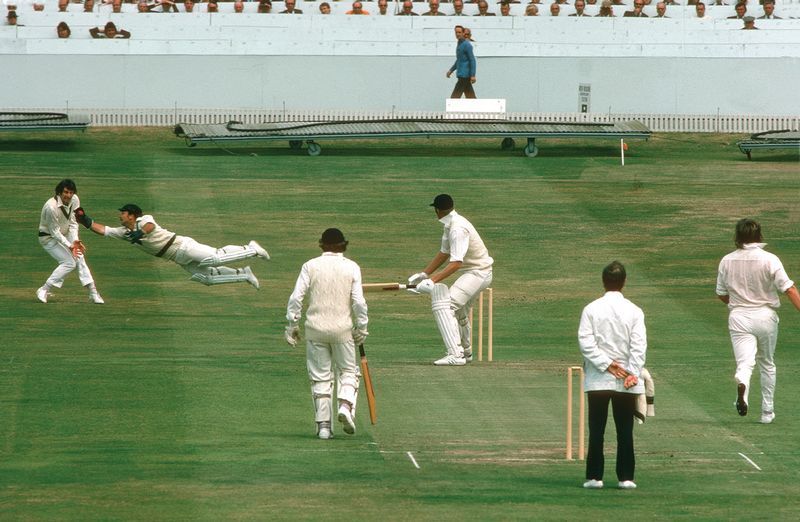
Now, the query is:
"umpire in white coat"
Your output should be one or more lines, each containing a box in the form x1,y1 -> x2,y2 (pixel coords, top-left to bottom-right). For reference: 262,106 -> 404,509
285,228 -> 369,440
579,261 -> 646,490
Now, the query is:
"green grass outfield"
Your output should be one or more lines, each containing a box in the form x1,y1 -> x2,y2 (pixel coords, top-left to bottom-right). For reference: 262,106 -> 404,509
1,129 -> 800,520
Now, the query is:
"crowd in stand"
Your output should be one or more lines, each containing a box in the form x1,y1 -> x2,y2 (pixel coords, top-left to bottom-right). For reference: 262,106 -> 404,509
3,0 -> 793,34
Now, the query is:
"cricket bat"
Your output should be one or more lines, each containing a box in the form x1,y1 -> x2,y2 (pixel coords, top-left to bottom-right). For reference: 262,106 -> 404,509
362,282 -> 416,292
359,344 -> 377,425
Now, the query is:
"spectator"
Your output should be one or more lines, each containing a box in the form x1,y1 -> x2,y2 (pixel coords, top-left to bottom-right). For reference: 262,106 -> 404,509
137,0 -> 150,12
475,0 -> 494,15
570,0 -> 587,16
207,0 -> 218,13
58,0 -> 68,11
346,1 -> 368,14
33,3 -> 44,10
728,2 -> 746,19
759,0 -> 780,19
596,0 -> 613,16
452,0 -> 466,16
741,15 -> 757,29
524,3 -> 538,15
654,1 -> 667,17
6,9 -> 16,25
549,2 -> 559,15
623,0 -> 647,16
377,0 -> 388,15
281,0 -> 302,14
83,0 -> 94,12
398,0 -> 417,15
499,1 -> 511,15
585,0 -> 594,4
90,21 -> 131,38
56,21 -> 71,38
319,1 -> 330,14
695,2 -> 707,18
257,0 -> 271,13
555,0 -> 567,3
111,0 -> 122,13
233,0 -> 243,12
424,0 -> 444,15
183,0 -> 194,12
154,0 -> 179,12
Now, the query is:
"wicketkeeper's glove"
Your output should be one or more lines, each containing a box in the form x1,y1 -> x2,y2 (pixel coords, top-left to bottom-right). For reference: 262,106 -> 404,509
74,207 -> 93,228
71,240 -> 86,258
125,229 -> 145,245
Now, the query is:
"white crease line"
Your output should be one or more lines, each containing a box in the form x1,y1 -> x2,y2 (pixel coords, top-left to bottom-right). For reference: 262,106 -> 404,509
738,452 -> 762,471
406,451 -> 421,469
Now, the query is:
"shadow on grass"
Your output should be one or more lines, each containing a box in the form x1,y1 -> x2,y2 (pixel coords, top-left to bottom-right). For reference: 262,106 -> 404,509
742,153 -> 800,163
0,139 -> 83,152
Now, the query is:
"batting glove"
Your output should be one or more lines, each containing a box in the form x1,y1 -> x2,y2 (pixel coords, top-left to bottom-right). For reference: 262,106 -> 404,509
353,327 -> 368,345
408,272 -> 428,286
285,324 -> 300,348
415,278 -> 435,295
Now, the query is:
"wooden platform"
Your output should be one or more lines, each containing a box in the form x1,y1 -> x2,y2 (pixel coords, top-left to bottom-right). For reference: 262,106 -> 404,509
737,130 -> 800,160
0,112 -> 90,132
174,118 -> 651,157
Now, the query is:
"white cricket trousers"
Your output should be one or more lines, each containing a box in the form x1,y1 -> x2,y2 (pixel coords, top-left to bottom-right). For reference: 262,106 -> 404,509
306,339 -> 359,423
728,306 -> 779,413
39,237 -> 94,288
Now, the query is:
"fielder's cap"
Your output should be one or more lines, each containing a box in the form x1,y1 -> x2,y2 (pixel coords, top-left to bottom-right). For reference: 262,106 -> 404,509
743,15 -> 755,22
320,228 -> 346,245
118,203 -> 143,215
430,193 -> 454,210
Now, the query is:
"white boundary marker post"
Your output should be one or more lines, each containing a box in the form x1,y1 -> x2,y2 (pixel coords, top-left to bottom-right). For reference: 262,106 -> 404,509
620,138 -> 626,166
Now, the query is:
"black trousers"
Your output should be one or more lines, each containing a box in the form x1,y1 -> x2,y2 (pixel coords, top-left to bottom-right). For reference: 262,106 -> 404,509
450,77 -> 476,99
585,391 -> 636,482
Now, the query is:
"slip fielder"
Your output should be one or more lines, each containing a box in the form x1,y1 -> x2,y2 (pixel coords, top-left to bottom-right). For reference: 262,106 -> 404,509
408,194 -> 493,366
36,179 -> 104,304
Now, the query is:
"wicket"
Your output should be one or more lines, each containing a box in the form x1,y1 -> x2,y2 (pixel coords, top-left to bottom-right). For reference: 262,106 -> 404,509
566,365 -> 585,460
469,287 -> 494,361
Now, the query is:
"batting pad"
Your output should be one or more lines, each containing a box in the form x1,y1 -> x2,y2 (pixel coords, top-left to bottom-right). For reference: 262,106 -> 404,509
197,244 -> 258,268
312,381 -> 333,424
190,266 -> 251,286
432,283 -> 463,357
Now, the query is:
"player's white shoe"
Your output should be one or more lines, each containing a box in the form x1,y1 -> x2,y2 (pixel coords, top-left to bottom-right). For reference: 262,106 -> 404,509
243,266 -> 260,290
618,481 -> 637,489
89,291 -> 105,304
248,240 -> 270,260
36,286 -> 49,303
338,405 -> 355,435
433,354 -> 466,366
318,421 -> 332,440
760,411 -> 775,424
583,479 -> 604,489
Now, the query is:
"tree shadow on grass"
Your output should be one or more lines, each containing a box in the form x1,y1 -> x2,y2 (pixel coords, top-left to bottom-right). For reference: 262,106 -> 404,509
0,139 -> 83,153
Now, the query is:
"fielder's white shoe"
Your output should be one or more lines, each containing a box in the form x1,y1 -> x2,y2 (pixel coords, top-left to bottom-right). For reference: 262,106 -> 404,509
243,266 -> 260,290
318,422 -> 332,440
338,405 -> 355,435
248,240 -> 270,260
760,411 -> 775,424
583,479 -> 604,489
36,286 -> 49,303
89,291 -> 105,304
618,481 -> 637,489
433,354 -> 466,366
463,349 -> 473,363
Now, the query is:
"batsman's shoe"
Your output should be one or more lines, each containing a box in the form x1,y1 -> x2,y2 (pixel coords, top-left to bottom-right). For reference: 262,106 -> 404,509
318,422 -> 333,440
433,354 -> 466,366
583,479 -> 603,489
760,411 -> 775,424
338,405 -> 356,435
463,348 -> 473,363
244,266 -> 260,290
736,383 -> 748,416
618,481 -> 637,490
89,291 -> 105,304
36,286 -> 49,303
248,240 -> 270,260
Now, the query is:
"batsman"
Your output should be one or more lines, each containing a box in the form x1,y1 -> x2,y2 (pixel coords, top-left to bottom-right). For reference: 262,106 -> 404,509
285,228 -> 369,440
408,194 -> 493,366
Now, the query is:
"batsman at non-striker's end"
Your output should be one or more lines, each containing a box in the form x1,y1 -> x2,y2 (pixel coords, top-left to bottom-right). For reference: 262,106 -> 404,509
408,194 -> 493,366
